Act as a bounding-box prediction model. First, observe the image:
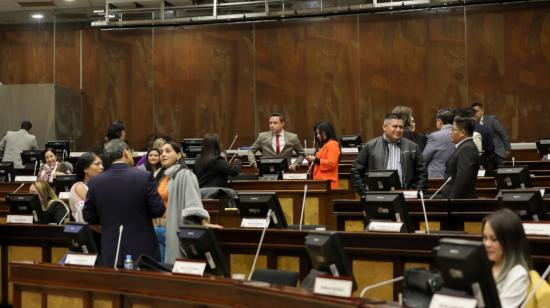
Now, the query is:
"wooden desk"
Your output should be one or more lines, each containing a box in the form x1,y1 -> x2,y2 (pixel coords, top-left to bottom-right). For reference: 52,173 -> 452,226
10,263 -> 398,308
229,180 -> 356,230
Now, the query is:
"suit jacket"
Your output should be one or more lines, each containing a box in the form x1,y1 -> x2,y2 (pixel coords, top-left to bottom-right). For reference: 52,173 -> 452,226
482,115 -> 511,160
422,124 -> 454,179
247,131 -> 305,167
193,154 -> 242,188
350,136 -> 428,196
0,129 -> 39,168
313,139 -> 340,189
83,163 -> 165,267
441,138 -> 480,199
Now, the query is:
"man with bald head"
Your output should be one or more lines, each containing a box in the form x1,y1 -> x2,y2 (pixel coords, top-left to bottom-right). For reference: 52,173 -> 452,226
350,113 -> 428,197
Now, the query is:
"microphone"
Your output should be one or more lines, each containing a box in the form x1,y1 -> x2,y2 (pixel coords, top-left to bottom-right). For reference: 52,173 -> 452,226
33,160 -> 38,176
298,184 -> 309,231
512,156 -> 515,166
429,177 -> 452,200
227,134 -> 239,152
520,263 -> 550,308
419,191 -> 430,234
228,152 -> 238,165
306,158 -> 315,179
58,206 -> 70,225
247,209 -> 272,281
113,225 -> 124,269
13,183 -> 25,194
359,276 -> 404,298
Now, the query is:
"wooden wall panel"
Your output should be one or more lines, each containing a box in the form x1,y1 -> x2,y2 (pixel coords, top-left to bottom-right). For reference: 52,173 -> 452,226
255,16 -> 360,144
81,29 -> 154,151
153,24 -> 255,148
54,25 -> 80,92
466,4 -> 550,143
0,25 -> 54,84
358,9 -> 466,140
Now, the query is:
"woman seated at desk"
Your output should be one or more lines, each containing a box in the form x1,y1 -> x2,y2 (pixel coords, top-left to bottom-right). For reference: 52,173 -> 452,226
306,121 -> 340,190
482,208 -> 531,307
193,133 -> 241,188
38,148 -> 71,182
69,152 -> 103,222
30,180 -> 70,224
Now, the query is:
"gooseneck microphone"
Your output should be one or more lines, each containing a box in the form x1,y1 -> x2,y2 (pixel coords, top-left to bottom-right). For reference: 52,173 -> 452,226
113,225 -> 124,269
429,177 -> 452,200
298,184 -> 309,231
247,209 -> 272,281
419,191 -> 430,234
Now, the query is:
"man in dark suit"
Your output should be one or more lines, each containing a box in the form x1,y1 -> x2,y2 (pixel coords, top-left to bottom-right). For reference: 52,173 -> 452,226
471,102 -> 511,165
247,113 -> 305,172
83,139 -> 165,267
441,116 -> 480,199
422,109 -> 455,179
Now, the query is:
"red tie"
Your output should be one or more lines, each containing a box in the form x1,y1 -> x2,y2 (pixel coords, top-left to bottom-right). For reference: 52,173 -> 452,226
275,135 -> 281,155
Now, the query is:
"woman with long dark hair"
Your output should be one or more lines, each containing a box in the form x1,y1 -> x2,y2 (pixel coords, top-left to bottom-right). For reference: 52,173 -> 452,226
482,208 -> 531,307
305,121 -> 340,189
137,148 -> 162,181
193,133 -> 241,188
38,148 -> 71,182
68,152 -> 103,222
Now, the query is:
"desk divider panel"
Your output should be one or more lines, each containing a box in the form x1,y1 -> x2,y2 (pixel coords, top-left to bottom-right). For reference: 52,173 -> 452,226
338,179 -> 350,190
230,254 -> 267,277
21,290 -> 41,308
345,220 -> 364,232
419,222 -> 441,232
8,247 -> 42,305
279,197 -> 294,224
464,222 -> 482,234
352,260 -> 393,300
404,262 -> 430,271
52,247 -> 68,264
276,256 -> 300,274
304,197 -> 320,225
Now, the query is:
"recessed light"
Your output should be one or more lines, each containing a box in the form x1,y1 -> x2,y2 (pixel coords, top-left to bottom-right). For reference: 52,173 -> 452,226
31,13 -> 44,19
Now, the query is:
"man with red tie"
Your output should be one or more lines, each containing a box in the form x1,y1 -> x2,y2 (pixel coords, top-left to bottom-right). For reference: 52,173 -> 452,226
248,113 -> 305,172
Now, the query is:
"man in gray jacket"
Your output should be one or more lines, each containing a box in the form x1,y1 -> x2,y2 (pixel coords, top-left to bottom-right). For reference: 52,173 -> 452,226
0,121 -> 39,168
471,102 -> 511,165
422,109 -> 455,178
351,113 -> 428,197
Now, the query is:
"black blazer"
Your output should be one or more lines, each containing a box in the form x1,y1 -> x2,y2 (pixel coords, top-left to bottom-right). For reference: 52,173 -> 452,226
441,139 -> 480,199
44,200 -> 68,224
83,163 -> 165,267
193,155 -> 242,188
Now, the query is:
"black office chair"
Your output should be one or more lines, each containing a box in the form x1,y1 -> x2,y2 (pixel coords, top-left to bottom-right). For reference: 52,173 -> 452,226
250,269 -> 299,287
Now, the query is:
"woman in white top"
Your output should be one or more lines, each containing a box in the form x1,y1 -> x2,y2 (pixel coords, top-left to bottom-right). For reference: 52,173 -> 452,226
68,152 -> 103,222
482,208 -> 531,308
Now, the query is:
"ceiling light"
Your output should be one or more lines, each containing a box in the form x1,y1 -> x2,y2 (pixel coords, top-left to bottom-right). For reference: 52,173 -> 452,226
31,13 -> 44,19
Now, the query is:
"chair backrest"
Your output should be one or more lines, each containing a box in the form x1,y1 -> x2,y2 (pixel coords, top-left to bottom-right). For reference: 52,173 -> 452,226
250,269 -> 299,287
524,270 -> 550,308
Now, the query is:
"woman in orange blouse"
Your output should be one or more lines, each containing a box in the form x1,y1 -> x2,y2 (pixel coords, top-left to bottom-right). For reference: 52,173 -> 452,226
306,121 -> 341,190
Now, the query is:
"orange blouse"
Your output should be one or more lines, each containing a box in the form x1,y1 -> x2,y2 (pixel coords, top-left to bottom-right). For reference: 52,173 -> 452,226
313,139 -> 340,190
157,176 -> 170,217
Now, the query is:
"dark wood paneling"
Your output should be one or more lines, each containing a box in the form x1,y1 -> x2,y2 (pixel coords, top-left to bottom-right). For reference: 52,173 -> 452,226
81,28 -> 154,151
54,25 -> 80,92
255,16 -> 360,143
466,4 -> 550,143
0,25 -> 54,84
153,24 -> 255,148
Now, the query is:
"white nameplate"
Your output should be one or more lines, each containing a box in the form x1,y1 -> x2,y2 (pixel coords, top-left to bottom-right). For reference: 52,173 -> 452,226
523,223 -> 550,236
6,215 -> 34,224
58,192 -> 71,199
341,147 -> 359,154
241,218 -> 269,228
540,189 -> 546,197
477,169 -> 486,177
172,260 -> 207,276
403,190 -> 418,199
313,277 -> 353,298
283,173 -> 308,180
429,294 -> 477,308
14,176 -> 37,182
548,154 -> 550,160
64,253 -> 98,267
367,221 -> 403,233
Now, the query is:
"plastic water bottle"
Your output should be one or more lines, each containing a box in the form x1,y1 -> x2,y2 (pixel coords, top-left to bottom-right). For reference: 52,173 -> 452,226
123,255 -> 133,270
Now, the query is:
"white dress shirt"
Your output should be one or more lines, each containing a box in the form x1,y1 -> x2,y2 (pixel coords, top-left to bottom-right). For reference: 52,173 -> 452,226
271,130 -> 286,153
496,264 -> 529,308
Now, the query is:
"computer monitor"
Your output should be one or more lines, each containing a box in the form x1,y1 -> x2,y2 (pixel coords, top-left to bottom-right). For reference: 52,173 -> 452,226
536,139 -> 550,159
258,157 -> 288,180
45,140 -> 71,160
236,192 -> 288,228
495,166 -> 532,189
339,135 -> 363,149
435,238 -> 502,308
7,193 -> 45,224
0,161 -> 15,182
64,222 -> 99,254
302,232 -> 357,291
181,138 -> 203,158
178,226 -> 229,277
21,150 -> 43,166
53,174 -> 77,194
499,189 -> 547,221
362,192 -> 412,232
364,169 -> 401,191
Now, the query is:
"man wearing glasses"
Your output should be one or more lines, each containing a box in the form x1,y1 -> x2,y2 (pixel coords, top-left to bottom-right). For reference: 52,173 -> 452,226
441,116 -> 480,199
